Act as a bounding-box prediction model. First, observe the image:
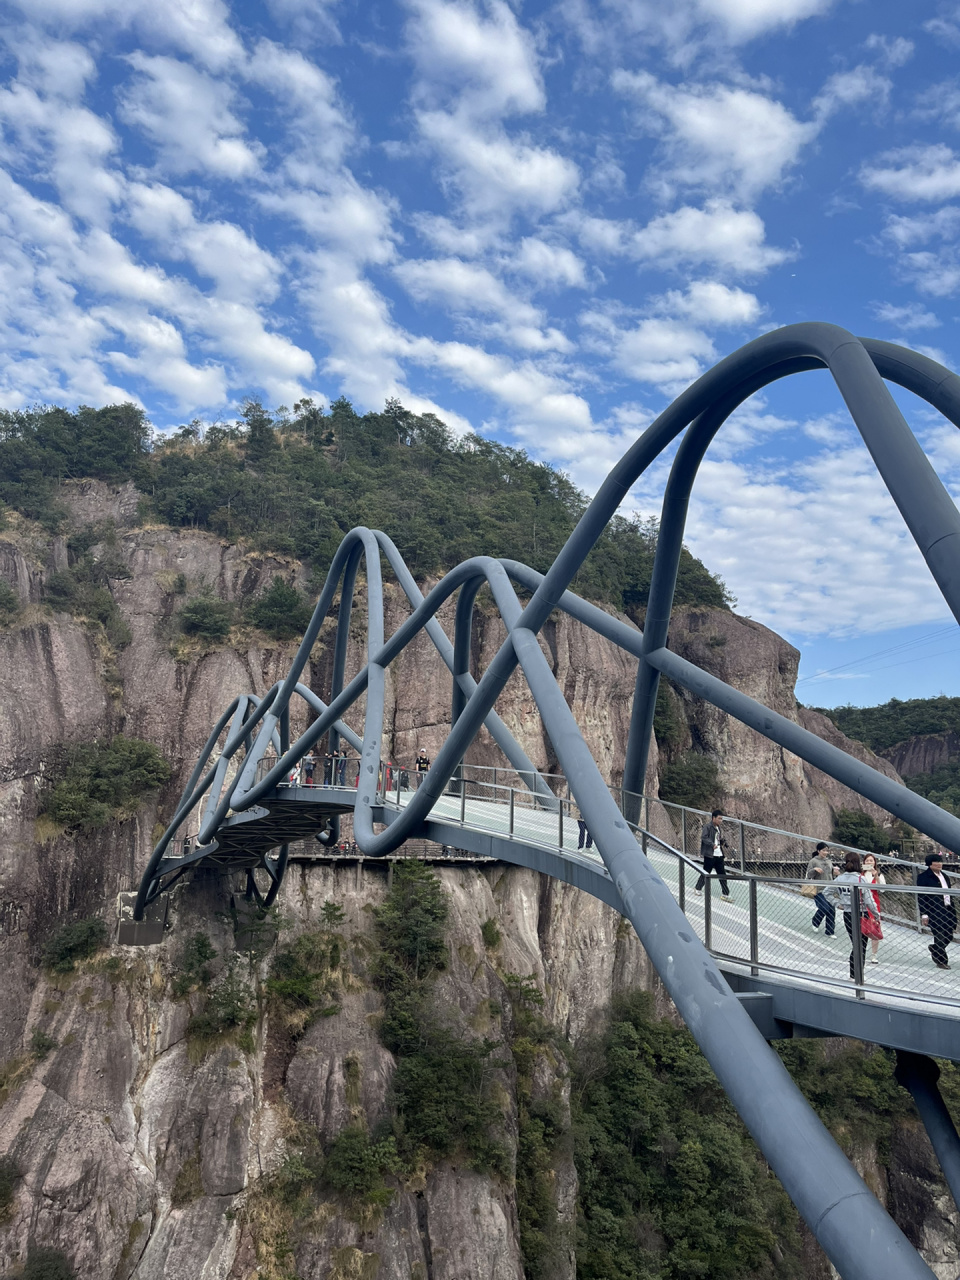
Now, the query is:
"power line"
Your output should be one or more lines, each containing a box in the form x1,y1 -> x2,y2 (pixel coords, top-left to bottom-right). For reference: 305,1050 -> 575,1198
796,625 -> 957,683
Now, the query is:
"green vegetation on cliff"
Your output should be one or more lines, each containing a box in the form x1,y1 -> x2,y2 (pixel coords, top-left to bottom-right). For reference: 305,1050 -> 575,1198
573,990 -> 803,1280
0,400 -> 731,617
40,734 -> 171,831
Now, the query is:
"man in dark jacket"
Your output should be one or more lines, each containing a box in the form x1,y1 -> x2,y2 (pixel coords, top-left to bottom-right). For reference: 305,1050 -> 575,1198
918,851 -> 957,970
695,810 -> 730,897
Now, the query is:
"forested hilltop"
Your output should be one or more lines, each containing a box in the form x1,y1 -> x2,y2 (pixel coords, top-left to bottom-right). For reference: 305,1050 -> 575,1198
815,696 -> 960,752
817,696 -> 960,816
0,399 -> 729,618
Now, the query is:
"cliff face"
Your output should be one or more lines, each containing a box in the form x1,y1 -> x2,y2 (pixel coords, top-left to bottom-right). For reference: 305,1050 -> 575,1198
882,732 -> 960,779
0,485 -> 952,1279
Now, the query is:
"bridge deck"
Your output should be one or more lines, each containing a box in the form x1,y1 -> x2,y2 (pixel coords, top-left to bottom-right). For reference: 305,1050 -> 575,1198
195,782 -> 960,1059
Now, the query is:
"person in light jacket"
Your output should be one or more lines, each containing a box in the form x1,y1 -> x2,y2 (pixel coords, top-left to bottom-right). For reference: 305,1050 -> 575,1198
808,842 -> 837,937
826,852 -> 880,980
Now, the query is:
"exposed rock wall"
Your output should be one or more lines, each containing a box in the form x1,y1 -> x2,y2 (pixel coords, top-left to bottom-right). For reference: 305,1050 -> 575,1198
882,732 -> 960,779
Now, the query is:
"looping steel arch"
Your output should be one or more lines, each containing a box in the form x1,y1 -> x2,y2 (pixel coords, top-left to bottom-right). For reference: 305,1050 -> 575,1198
135,324 -> 960,1279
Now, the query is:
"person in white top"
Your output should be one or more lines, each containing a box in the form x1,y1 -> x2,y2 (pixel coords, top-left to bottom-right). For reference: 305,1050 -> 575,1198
861,853 -> 885,964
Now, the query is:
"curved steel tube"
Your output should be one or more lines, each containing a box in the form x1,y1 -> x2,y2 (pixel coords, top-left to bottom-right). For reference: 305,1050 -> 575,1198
136,324 -> 960,1278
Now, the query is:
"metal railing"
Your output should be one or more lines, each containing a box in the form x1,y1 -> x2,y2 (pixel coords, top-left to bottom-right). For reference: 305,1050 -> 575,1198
221,754 -> 960,1008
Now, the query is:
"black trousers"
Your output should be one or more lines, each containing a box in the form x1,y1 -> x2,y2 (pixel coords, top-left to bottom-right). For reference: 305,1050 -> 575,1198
695,854 -> 729,895
930,920 -> 955,966
844,912 -> 868,978
577,819 -> 593,849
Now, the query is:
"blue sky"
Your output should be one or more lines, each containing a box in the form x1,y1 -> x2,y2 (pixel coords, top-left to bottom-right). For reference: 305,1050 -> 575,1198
2,0 -> 960,707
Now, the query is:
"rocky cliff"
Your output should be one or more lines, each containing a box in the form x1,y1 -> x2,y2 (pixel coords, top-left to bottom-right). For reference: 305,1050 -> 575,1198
0,484 -> 954,1279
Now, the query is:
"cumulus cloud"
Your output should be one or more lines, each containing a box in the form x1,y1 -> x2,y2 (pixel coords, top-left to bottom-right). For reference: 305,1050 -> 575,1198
877,208 -> 960,296
118,54 -> 260,178
406,0 -> 545,118
404,0 -> 578,222
871,301 -> 941,330
11,0 -> 245,70
613,71 -> 817,200
566,0 -> 836,57
652,280 -> 762,326
416,109 -> 579,217
631,202 -> 791,276
509,238 -> 587,289
860,145 -> 960,203
582,309 -> 716,390
677,444 -> 951,637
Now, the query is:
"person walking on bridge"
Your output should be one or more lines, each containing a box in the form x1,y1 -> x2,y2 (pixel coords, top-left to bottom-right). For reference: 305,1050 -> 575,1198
415,748 -> 430,789
695,810 -> 730,898
918,851 -> 957,970
826,852 -> 880,980
808,842 -> 837,936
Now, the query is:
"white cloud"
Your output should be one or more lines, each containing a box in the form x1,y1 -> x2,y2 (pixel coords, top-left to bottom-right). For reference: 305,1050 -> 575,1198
411,335 -> 593,428
118,54 -> 260,178
404,0 -> 578,222
694,0 -> 834,41
510,238 -> 587,289
411,213 -> 495,256
812,65 -> 891,119
582,309 -> 716,389
416,108 -> 579,218
126,183 -> 281,305
915,79 -> 960,132
924,12 -> 960,50
871,301 -> 941,330
406,0 -> 544,118
396,255 -> 536,320
653,280 -> 762,326
246,40 -> 355,171
864,34 -> 914,68
631,202 -> 791,276
877,207 -> 960,295
663,442 -> 952,637
860,145 -> 960,203
11,0 -> 245,70
567,0 -> 835,56
613,71 -> 817,200
95,306 -> 228,408
0,74 -> 123,224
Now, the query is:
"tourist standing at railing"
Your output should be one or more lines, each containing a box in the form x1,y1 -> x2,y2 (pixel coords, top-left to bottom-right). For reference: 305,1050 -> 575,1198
808,842 -> 838,937
303,752 -> 316,787
323,752 -> 333,785
695,810 -> 730,898
825,853 -> 879,980
861,853 -> 885,964
415,749 -> 430,789
918,851 -> 957,971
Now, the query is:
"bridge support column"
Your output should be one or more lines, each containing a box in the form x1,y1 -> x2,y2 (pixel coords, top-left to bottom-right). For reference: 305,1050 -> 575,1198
895,1051 -> 960,1215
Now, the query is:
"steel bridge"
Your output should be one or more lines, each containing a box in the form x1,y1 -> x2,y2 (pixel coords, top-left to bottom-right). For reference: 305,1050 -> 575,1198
131,325 -> 960,1279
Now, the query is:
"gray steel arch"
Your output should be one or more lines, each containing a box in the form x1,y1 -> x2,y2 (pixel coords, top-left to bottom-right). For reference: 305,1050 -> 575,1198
134,323 -> 960,1280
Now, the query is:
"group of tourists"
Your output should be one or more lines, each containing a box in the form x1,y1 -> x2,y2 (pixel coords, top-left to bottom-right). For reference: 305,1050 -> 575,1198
806,843 -> 956,974
694,811 -> 957,976
287,748 -> 432,792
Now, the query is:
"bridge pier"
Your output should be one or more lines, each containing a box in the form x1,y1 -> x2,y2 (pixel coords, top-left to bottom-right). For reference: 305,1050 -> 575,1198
895,1051 -> 960,1218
